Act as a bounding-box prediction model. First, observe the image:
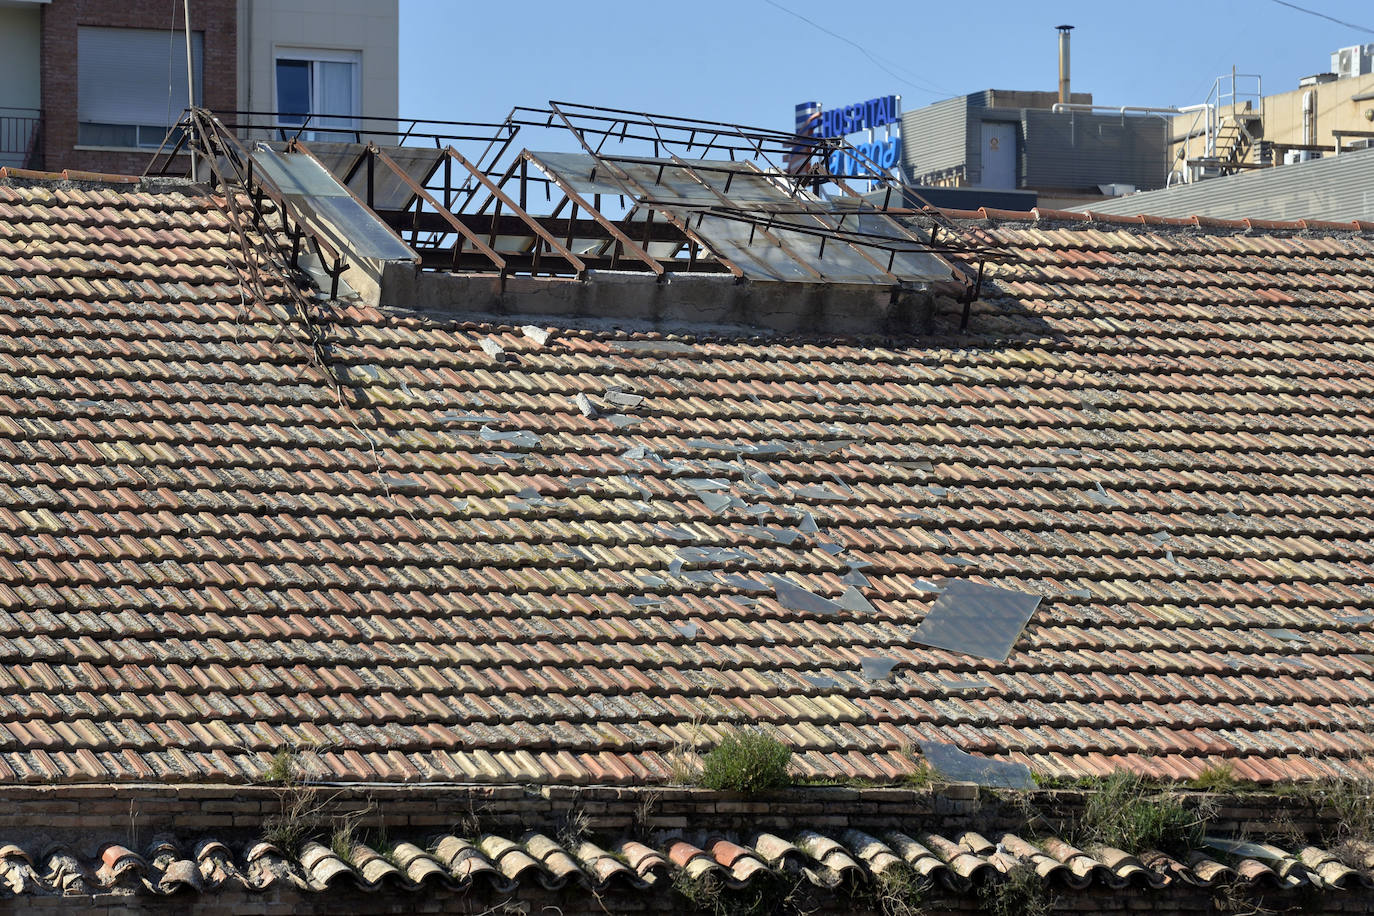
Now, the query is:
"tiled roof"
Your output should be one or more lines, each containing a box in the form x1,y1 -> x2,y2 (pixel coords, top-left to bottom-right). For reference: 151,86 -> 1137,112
3,828 -> 1369,901
0,176 -> 1372,786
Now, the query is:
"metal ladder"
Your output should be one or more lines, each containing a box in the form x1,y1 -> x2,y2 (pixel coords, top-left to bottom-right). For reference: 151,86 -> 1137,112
1168,68 -> 1263,185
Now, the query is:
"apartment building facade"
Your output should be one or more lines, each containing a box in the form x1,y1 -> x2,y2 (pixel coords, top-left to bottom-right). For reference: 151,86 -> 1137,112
0,0 -> 397,176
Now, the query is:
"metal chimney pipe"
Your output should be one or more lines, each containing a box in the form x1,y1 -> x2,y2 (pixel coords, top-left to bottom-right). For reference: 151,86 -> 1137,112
1057,25 -> 1074,105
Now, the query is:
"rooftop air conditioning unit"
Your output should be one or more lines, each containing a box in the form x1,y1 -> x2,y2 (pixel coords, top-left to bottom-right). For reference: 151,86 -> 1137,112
1332,44 -> 1374,79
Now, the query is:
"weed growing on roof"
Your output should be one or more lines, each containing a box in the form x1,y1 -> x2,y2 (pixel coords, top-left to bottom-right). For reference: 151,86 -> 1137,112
698,729 -> 792,794
1076,770 -> 1209,856
1304,776 -> 1374,866
852,863 -> 930,916
1189,761 -> 1240,792
978,863 -> 1050,916
555,793 -> 591,850
261,747 -> 297,785
672,866 -> 810,916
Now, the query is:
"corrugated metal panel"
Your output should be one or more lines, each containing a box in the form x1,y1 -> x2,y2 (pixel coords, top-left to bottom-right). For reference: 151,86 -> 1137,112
1076,148 -> 1374,222
1019,110 -> 1168,191
901,96 -> 967,180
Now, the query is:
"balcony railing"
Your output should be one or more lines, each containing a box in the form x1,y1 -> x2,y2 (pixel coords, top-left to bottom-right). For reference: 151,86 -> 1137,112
0,108 -> 41,171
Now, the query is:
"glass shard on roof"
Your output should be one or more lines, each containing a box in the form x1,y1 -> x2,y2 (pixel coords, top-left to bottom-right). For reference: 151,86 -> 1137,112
919,742 -> 1034,789
910,580 -> 1041,662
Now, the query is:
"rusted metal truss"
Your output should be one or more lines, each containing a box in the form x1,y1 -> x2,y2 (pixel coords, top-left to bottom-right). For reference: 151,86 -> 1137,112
151,103 -> 999,312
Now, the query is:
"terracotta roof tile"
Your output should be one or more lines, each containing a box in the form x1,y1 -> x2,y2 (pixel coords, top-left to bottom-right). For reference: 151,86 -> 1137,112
0,177 -> 1368,784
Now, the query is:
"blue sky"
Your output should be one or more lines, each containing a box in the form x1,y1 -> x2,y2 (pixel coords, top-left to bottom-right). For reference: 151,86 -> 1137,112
399,0 -> 1374,132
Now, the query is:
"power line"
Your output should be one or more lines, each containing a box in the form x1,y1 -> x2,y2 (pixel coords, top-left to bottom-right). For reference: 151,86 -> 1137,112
760,0 -> 952,99
1269,0 -> 1374,35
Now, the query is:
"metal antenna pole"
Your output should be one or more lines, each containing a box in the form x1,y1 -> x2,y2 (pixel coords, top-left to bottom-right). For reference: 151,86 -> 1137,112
184,0 -> 197,176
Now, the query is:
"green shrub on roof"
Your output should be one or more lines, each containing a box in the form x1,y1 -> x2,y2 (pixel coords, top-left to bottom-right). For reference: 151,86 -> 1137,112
699,729 -> 793,793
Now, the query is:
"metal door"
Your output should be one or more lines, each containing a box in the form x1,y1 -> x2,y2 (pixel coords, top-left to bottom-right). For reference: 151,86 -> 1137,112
979,121 -> 1017,188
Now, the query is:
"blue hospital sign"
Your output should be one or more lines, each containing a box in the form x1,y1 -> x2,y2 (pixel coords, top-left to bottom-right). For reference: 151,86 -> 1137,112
793,95 -> 901,177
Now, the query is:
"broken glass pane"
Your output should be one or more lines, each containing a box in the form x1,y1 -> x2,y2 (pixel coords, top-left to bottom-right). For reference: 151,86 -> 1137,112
796,485 -> 847,501
480,426 -> 541,448
611,340 -> 697,354
840,569 -> 871,588
674,623 -> 700,639
682,570 -> 722,585
805,675 -> 840,689
699,492 -> 743,514
911,580 -> 1041,662
682,478 -> 731,491
918,742 -> 1034,789
770,578 -> 841,615
676,547 -> 748,564
799,512 -> 819,534
818,543 -> 845,556
719,574 -> 770,592
610,414 -> 643,428
837,587 -> 876,614
439,412 -> 499,425
860,657 -> 899,680
742,526 -> 804,546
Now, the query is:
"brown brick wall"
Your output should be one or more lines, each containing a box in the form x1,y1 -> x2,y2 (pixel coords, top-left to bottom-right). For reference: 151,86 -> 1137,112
0,782 -> 1357,846
0,784 -> 1369,914
38,0 -> 236,176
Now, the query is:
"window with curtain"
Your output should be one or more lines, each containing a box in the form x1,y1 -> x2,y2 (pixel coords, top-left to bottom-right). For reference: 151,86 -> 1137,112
274,49 -> 360,140
77,27 -> 204,149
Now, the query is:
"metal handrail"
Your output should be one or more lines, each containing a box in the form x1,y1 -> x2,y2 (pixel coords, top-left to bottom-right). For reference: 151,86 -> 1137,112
1168,70 -> 1263,186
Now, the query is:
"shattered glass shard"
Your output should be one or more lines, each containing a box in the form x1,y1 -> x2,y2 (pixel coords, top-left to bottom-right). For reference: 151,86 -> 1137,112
698,492 -> 741,514
741,526 -> 804,546
805,674 -> 840,689
479,426 -> 541,448
911,580 -> 1041,662
840,569 -> 871,588
770,578 -> 841,615
860,657 -> 899,680
918,742 -> 1034,789
682,478 -> 731,491
837,587 -> 876,614
439,412 -> 500,425
674,623 -> 701,639
796,485 -> 847,501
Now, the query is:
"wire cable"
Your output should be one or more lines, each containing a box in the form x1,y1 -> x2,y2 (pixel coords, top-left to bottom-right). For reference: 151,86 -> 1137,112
760,0 -> 953,99
1269,0 -> 1374,35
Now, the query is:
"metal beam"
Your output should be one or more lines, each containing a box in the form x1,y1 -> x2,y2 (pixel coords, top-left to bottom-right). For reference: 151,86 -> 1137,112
522,150 -> 665,277
366,142 -> 508,273
444,146 -> 587,277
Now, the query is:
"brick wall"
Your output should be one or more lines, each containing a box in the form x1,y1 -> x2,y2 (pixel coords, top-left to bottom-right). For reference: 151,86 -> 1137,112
39,0 -> 236,176
0,782 -> 1357,847
0,784 -> 1369,914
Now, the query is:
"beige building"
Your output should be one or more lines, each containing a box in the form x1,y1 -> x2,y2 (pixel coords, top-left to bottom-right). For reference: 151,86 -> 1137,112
1170,50 -> 1374,184
236,0 -> 398,143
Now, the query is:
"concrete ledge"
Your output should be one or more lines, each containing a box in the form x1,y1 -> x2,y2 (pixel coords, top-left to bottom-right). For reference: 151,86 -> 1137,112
375,268 -> 940,336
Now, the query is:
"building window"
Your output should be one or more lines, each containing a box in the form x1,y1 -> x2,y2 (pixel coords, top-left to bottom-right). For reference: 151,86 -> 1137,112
77,27 -> 203,149
274,48 -> 360,139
